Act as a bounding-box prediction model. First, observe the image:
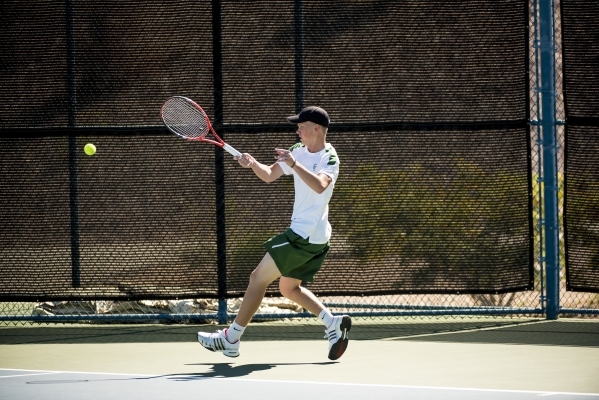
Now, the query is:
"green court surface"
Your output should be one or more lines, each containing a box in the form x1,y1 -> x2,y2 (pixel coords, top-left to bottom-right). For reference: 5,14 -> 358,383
0,317 -> 598,399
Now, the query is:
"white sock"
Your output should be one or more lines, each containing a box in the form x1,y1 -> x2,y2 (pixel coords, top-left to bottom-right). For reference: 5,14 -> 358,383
226,321 -> 245,343
319,309 -> 335,329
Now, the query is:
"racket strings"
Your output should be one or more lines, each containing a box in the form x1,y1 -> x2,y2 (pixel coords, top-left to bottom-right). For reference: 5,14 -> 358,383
162,98 -> 209,139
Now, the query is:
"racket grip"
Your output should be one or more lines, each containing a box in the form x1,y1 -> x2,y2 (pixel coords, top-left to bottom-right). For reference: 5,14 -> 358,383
223,143 -> 242,158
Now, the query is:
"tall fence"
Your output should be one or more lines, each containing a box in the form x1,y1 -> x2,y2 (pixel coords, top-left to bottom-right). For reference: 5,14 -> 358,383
0,0 -> 597,323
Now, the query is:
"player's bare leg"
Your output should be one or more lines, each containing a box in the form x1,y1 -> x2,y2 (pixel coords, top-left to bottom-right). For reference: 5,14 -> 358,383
278,276 -> 325,316
234,253 -> 281,326
279,277 -> 351,360
197,253 -> 280,357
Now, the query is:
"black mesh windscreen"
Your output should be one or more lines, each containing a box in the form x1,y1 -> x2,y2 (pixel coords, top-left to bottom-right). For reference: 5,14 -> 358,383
560,1 -> 599,121
219,1 -> 529,124
0,0 -> 532,300
0,0 -> 529,128
562,1 -> 599,292
0,137 -> 219,300
226,128 -> 533,296
0,1 -> 215,128
565,127 -> 599,292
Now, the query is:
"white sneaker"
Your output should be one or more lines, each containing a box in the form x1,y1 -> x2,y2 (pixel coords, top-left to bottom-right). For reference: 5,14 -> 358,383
197,329 -> 240,357
324,315 -> 351,360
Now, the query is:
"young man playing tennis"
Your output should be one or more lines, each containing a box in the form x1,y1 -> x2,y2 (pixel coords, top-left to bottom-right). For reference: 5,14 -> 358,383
197,106 -> 351,360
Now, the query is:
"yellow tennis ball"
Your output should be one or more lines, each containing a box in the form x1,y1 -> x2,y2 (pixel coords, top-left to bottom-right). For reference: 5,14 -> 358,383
84,143 -> 96,156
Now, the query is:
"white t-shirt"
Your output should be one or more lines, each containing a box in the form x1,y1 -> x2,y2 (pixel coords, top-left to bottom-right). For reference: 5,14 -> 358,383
279,143 -> 340,244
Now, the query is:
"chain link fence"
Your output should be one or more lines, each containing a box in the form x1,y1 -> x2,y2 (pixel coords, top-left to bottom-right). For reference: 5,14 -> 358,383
1,0 -> 597,326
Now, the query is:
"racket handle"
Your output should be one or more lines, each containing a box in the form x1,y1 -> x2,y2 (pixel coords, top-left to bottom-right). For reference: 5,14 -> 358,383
223,143 -> 242,158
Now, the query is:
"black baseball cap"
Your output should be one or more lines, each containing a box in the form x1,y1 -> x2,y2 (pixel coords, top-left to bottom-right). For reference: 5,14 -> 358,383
286,106 -> 330,128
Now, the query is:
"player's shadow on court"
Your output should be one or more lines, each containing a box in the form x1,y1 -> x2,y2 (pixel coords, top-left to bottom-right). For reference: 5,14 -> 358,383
171,362 -> 336,380
25,363 -> 337,386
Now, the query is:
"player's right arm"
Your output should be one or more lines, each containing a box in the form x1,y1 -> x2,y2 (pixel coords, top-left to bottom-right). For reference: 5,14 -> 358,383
236,153 -> 284,183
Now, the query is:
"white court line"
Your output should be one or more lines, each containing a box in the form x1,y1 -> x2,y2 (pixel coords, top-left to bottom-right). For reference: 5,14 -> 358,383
0,368 -> 149,377
0,372 -> 59,379
0,368 -> 57,373
380,319 -> 551,341
1,368 -> 597,397
217,378 -> 599,397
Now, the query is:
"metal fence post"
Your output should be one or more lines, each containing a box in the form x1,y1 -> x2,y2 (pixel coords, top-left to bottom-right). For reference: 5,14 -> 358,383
539,0 -> 559,319
66,0 -> 81,288
212,0 -> 229,324
294,0 -> 304,113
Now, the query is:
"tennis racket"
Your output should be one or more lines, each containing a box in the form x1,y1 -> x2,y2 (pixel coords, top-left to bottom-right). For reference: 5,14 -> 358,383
161,96 -> 242,157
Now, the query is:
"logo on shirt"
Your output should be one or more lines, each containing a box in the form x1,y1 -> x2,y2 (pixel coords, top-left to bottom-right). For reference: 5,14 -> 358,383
313,164 -> 317,171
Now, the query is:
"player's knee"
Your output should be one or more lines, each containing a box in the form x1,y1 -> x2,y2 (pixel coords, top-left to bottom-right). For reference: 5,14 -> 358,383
248,268 -> 270,289
279,279 -> 299,298
248,269 -> 263,285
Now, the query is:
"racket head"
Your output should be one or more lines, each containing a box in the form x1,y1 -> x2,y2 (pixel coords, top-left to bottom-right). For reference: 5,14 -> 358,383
161,96 -> 211,140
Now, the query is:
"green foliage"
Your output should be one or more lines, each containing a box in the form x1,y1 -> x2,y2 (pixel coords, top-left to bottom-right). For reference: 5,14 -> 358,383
332,159 -> 531,289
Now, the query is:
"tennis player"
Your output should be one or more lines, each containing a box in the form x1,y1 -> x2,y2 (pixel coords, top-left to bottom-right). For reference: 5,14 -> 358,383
197,106 -> 351,360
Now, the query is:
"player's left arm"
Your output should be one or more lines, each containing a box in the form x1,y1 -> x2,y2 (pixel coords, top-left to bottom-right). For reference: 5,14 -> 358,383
275,147 -> 336,194
290,163 -> 332,194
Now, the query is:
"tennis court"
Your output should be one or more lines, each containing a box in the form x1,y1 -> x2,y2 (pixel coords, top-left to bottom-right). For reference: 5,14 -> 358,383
1,318 -> 598,399
2,1 -> 599,399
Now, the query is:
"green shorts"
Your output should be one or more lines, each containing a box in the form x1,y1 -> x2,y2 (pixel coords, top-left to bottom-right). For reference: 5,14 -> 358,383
263,228 -> 330,283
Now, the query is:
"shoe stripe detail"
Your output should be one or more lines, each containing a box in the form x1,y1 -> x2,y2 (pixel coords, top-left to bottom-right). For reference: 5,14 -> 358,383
198,331 -> 240,357
326,315 -> 352,361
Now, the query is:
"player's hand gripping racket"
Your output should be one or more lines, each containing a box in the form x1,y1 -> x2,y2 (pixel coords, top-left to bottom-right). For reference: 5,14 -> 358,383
161,96 -> 242,157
